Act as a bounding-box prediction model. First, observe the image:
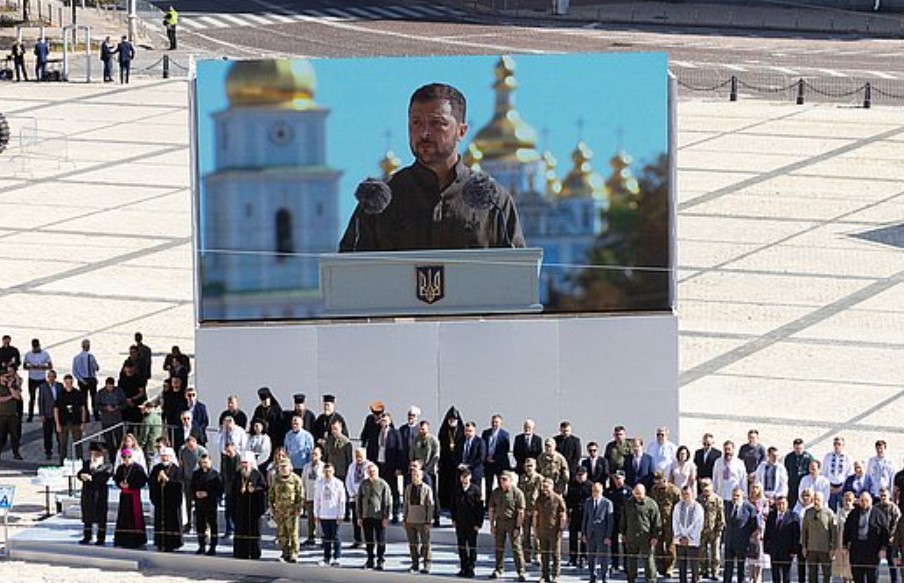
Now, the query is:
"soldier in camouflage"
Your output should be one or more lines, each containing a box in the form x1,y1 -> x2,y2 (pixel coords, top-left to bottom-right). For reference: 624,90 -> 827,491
519,457 -> 544,564
651,471 -> 682,577
697,478 -> 726,580
268,459 -> 304,563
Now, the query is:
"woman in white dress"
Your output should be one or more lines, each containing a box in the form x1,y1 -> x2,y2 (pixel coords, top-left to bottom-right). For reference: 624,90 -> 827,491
114,432 -> 147,471
669,445 -> 697,494
748,482 -> 770,583
246,418 -> 273,472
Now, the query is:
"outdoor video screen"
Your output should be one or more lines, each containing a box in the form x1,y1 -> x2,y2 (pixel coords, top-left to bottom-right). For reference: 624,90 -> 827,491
193,53 -> 672,322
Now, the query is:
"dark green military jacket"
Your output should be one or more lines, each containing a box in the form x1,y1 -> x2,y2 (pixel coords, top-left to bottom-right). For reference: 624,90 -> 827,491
620,496 -> 662,546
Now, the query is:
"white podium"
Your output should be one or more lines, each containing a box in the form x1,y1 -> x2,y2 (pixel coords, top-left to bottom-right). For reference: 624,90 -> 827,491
320,248 -> 543,317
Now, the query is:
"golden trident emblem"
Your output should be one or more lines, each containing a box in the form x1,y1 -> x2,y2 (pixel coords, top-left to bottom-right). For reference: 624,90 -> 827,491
416,265 -> 445,305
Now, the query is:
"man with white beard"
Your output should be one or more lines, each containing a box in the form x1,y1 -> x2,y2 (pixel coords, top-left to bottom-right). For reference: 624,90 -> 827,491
149,447 -> 184,551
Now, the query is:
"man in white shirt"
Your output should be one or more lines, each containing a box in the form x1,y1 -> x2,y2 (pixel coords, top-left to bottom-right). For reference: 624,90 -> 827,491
821,436 -> 852,511
713,440 -> 747,504
22,338 -> 52,423
672,484 -> 704,583
217,415 -> 247,455
314,462 -> 347,566
798,460 -> 831,504
755,446 -> 789,502
301,446 -> 325,546
646,426 -> 678,474
866,440 -> 896,499
346,448 -> 369,548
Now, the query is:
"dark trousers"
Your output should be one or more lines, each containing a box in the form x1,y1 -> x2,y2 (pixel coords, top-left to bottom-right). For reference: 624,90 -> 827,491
426,471 -> 439,520
0,413 -> 20,456
587,539 -> 611,582
884,546 -> 899,583
13,59 -> 27,81
42,416 -> 57,456
78,379 -> 98,419
723,543 -> 746,583
184,490 -> 194,529
166,27 -> 177,49
102,58 -> 113,81
119,62 -> 130,84
362,517 -> 386,564
224,493 -> 235,536
612,534 -> 626,570
797,555 -> 807,583
83,521 -> 106,542
349,500 -> 362,543
35,61 -> 46,81
195,500 -> 218,549
456,524 -> 478,574
320,519 -> 340,562
852,566 -> 878,583
102,422 -> 122,461
770,557 -> 792,583
27,378 -> 41,419
677,545 -> 700,583
807,551 -> 832,583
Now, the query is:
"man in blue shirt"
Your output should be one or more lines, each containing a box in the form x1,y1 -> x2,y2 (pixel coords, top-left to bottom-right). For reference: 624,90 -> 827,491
284,415 -> 314,477
72,339 -> 100,421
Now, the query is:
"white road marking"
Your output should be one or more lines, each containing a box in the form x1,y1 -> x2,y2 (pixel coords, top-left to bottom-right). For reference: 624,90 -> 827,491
816,68 -> 846,78
771,66 -> 799,75
722,64 -> 747,72
216,13 -> 254,26
867,70 -> 897,79
670,60 -> 698,69
195,16 -> 231,28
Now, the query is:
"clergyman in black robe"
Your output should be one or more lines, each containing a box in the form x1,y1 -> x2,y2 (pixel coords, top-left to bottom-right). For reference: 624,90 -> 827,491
233,452 -> 267,559
438,406 -> 464,511
113,448 -> 148,548
149,447 -> 184,552
191,453 -> 223,555
78,442 -> 112,545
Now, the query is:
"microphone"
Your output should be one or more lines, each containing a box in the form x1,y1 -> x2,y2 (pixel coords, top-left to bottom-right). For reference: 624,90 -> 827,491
462,173 -> 513,248
352,178 -> 392,252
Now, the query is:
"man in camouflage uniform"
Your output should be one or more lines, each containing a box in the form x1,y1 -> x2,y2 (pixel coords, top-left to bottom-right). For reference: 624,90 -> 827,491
651,471 -> 682,578
490,471 -> 527,581
697,478 -> 725,580
538,438 -> 570,495
268,459 -> 304,562
621,484 -> 662,583
519,457 -> 544,564
535,477 -> 567,583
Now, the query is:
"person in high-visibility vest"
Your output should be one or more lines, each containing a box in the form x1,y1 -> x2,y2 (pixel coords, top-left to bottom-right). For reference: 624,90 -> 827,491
163,6 -> 179,50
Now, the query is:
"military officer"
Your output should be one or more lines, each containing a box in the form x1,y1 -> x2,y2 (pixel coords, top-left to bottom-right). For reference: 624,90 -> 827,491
606,469 -> 633,573
489,471 -> 527,581
698,478 -> 726,580
535,477 -> 568,583
519,457 -> 544,564
651,470 -> 682,577
268,459 -> 304,562
538,438 -> 570,495
621,483 -> 662,583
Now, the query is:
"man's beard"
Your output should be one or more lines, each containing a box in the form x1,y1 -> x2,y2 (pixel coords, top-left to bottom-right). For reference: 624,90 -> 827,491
241,467 -> 253,479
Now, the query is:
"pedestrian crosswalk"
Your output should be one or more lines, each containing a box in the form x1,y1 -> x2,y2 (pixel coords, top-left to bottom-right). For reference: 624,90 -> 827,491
177,3 -> 472,31
667,59 -> 900,81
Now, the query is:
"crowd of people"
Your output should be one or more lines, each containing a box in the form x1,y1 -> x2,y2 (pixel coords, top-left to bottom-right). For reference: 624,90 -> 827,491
6,35 -> 136,84
3,335 -> 904,583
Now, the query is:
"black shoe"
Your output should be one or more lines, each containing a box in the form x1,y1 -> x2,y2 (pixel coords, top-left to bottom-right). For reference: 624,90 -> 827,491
13,454 -> 23,461
375,562 -> 384,571
26,416 -> 33,423
362,562 -> 374,569
516,575 -> 526,582
195,547 -> 205,555
183,524 -> 192,534
349,542 -> 361,549
79,538 -> 91,545
433,518 -> 441,527
457,570 -> 467,577
205,548 -> 216,556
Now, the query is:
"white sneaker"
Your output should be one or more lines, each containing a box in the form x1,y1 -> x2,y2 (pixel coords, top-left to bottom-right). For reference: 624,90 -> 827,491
317,560 -> 329,567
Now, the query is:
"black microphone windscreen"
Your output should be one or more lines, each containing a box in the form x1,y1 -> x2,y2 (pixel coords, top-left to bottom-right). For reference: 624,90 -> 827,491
354,179 -> 392,215
462,172 -> 500,210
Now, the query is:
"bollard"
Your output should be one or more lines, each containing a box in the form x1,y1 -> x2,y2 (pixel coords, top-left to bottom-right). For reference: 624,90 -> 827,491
730,75 -> 738,102
796,78 -> 805,105
163,54 -> 170,79
863,82 -> 872,109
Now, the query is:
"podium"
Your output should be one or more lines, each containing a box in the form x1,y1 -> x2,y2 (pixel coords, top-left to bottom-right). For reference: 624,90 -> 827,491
319,248 -> 543,317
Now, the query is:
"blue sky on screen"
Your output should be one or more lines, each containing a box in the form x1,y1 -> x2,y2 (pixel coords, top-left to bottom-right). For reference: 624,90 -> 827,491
195,52 -> 669,225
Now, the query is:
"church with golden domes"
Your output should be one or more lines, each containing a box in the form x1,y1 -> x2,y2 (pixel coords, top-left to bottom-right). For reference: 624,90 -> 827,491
201,59 -> 341,320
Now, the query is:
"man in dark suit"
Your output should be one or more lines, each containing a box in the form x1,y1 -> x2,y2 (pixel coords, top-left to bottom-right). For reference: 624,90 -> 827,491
185,388 -> 209,446
583,481 -> 614,583
398,406 -> 420,464
694,433 -> 721,489
623,437 -> 655,490
582,442 -> 610,486
554,420 -> 582,477
764,496 -> 801,583
457,421 -> 486,485
115,36 -> 134,84
481,414 -> 512,504
723,487 -> 759,583
513,418 -> 542,475
451,467 -> 484,578
844,491 -> 890,583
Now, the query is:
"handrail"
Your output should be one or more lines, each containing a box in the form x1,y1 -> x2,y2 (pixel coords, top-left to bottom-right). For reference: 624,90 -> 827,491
72,421 -> 124,449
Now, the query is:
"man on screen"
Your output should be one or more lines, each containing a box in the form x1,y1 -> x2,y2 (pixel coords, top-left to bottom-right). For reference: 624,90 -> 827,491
339,83 -> 525,252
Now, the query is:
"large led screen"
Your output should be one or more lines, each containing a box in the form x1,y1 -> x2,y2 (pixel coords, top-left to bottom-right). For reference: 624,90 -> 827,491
193,53 -> 672,322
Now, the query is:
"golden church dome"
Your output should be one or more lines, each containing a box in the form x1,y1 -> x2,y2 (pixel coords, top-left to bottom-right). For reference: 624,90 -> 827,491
543,150 -> 562,197
225,59 -> 317,109
606,149 -> 640,205
470,56 -> 540,163
379,150 -> 402,179
560,141 -> 605,199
